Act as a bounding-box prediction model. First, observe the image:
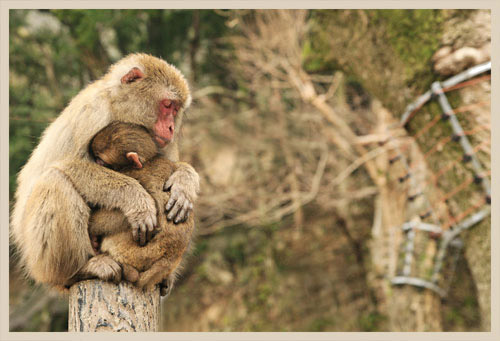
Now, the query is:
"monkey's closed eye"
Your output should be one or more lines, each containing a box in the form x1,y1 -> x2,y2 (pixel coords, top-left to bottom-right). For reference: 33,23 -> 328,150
95,156 -> 109,168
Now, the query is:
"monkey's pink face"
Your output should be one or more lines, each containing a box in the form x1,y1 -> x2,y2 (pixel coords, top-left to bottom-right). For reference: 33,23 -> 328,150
154,99 -> 180,147
120,67 -> 182,148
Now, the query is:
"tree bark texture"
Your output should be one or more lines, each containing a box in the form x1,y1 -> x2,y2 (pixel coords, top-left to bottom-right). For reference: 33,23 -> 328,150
463,220 -> 490,330
368,82 -> 490,331
68,279 -> 160,332
405,82 -> 491,330
366,103 -> 443,331
388,286 -> 442,331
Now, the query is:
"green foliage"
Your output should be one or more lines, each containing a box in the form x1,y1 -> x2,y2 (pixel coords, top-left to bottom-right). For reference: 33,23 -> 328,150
301,39 -> 325,73
9,10 -> 83,200
359,312 -> 386,331
192,238 -> 209,256
304,9 -> 452,114
308,317 -> 335,331
223,237 -> 247,267
370,9 -> 446,88
52,10 -> 114,50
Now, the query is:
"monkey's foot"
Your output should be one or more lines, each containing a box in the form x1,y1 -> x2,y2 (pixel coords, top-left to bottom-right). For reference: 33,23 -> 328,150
122,263 -> 139,283
159,275 -> 175,297
90,234 -> 102,254
80,254 -> 122,283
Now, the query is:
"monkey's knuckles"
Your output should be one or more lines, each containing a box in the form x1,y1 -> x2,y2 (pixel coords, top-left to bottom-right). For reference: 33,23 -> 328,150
166,183 -> 195,223
175,202 -> 191,224
125,194 -> 157,244
164,168 -> 199,199
167,191 -> 184,220
131,220 -> 156,246
167,195 -> 190,223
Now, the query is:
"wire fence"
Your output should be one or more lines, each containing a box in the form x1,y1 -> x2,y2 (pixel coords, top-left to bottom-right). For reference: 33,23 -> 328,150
388,61 -> 491,297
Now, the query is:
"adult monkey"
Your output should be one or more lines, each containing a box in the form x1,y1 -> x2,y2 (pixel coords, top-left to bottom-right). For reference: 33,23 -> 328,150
11,54 -> 199,291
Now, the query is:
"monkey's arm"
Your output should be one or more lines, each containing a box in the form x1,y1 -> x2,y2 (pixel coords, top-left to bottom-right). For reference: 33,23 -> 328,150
163,160 -> 200,224
53,159 -> 157,245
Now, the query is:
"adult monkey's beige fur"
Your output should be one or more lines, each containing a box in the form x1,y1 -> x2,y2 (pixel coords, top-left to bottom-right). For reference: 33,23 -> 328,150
11,53 -> 199,291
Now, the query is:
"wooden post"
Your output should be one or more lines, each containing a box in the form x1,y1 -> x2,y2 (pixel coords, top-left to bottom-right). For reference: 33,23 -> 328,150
68,280 -> 160,332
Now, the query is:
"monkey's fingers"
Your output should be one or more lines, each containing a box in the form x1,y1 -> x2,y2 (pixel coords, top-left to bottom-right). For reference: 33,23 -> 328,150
146,224 -> 157,243
125,191 -> 157,244
164,176 -> 174,192
83,255 -> 122,283
112,267 -> 122,284
175,202 -> 192,224
166,195 -> 176,212
146,214 -> 157,231
139,222 -> 147,246
131,223 -> 145,245
167,196 -> 184,222
144,215 -> 156,242
132,226 -> 139,243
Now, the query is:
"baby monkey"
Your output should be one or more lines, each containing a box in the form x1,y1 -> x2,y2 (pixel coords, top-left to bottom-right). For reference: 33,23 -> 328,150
88,122 -> 195,292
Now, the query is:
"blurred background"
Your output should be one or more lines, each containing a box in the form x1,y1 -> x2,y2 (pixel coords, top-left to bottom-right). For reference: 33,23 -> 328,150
9,9 -> 491,332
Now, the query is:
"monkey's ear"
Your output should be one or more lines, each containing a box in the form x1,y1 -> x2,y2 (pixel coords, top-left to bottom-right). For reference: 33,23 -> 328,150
126,152 -> 143,169
121,67 -> 144,84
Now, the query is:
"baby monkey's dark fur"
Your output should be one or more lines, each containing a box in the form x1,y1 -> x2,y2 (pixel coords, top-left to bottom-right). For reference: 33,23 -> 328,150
88,122 -> 195,292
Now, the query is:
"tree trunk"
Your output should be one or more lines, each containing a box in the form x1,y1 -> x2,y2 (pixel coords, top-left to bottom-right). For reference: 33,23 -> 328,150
367,102 -> 444,331
462,220 -> 490,330
389,287 -> 442,331
317,10 -> 490,330
68,280 -> 160,332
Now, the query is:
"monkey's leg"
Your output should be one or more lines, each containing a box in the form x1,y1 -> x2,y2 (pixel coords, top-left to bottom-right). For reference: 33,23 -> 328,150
88,209 -> 129,254
100,232 -> 161,270
88,209 -> 129,237
136,256 -> 184,291
19,168 -> 95,287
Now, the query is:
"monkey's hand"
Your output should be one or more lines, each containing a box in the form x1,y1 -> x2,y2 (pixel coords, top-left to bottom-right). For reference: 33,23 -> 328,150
164,162 -> 199,224
123,192 -> 158,246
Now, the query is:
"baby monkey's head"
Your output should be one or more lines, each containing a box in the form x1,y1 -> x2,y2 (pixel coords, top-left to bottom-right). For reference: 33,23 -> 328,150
90,122 -> 159,170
